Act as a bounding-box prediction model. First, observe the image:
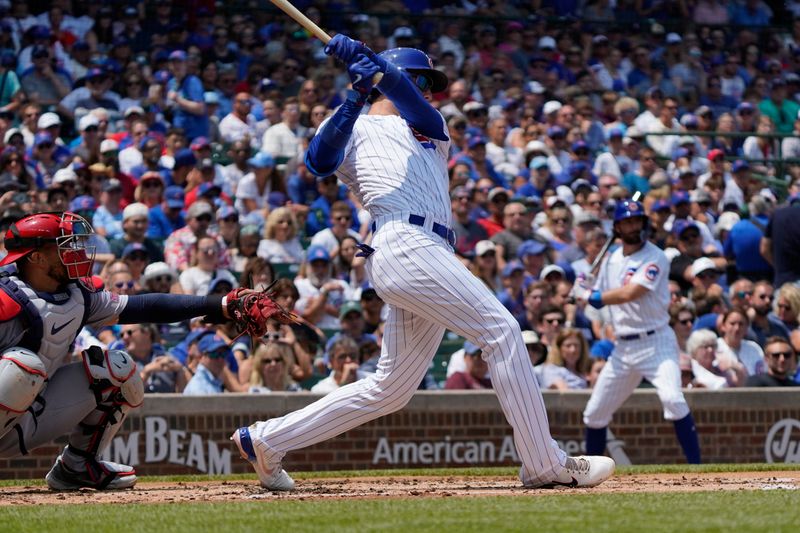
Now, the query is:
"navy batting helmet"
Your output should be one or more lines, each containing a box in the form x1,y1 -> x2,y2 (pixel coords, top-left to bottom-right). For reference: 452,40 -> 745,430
377,47 -> 449,93
613,199 -> 646,222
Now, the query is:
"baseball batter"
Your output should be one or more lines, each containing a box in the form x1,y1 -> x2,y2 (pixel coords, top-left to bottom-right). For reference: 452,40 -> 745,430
231,35 -> 614,491
0,212 -> 284,490
575,199 -> 701,463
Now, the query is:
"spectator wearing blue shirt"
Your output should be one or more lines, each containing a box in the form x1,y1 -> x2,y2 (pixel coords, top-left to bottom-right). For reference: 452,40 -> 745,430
93,178 -> 125,240
306,174 -> 358,237
699,75 -> 739,118
167,50 -> 208,141
149,185 -> 187,241
497,260 -> 527,327
287,160 -> 321,207
183,334 -> 231,395
724,195 -> 774,281
730,0 -> 772,27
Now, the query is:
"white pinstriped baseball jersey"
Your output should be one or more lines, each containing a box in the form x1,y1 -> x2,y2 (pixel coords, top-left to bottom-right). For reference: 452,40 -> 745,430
333,114 -> 453,225
248,107 -> 567,487
596,241 -> 670,336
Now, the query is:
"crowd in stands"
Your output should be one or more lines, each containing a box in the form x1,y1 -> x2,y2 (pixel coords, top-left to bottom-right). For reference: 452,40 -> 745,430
1,1 -> 800,394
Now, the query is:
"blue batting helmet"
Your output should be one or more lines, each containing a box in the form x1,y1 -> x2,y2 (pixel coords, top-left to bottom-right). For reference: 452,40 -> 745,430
613,199 -> 646,222
377,47 -> 449,93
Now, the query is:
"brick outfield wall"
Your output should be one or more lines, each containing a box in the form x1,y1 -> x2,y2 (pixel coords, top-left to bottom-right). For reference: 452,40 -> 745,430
2,389 -> 800,479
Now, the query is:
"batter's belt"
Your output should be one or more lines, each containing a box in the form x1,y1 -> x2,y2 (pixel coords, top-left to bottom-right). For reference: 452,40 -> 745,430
371,214 -> 456,247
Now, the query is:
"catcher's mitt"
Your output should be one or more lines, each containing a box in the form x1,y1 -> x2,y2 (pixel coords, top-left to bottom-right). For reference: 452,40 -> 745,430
225,283 -> 298,339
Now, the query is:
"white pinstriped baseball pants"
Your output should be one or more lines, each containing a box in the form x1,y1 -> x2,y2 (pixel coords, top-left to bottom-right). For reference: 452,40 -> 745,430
583,326 -> 690,428
250,216 -> 566,486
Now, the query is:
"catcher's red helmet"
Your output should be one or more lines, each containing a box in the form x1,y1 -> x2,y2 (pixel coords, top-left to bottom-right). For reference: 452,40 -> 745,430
0,212 -> 96,290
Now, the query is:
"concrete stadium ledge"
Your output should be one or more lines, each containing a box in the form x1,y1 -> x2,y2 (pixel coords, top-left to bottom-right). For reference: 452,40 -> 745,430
140,388 -> 800,416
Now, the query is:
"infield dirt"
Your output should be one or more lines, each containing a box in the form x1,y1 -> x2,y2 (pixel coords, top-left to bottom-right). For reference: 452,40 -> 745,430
1,471 -> 798,505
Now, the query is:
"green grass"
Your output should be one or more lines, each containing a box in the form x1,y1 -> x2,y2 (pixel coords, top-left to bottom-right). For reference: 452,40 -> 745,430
2,492 -> 800,533
2,463 -> 799,487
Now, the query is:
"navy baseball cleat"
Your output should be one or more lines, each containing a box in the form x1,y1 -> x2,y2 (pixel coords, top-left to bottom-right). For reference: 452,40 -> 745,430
533,455 -> 616,488
46,455 -> 137,490
231,425 -> 295,491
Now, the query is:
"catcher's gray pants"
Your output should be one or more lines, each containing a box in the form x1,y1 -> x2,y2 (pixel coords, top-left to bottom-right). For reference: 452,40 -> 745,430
0,362 -> 138,461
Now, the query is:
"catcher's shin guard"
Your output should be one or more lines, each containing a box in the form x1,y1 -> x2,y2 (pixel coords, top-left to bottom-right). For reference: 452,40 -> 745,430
53,347 -> 144,489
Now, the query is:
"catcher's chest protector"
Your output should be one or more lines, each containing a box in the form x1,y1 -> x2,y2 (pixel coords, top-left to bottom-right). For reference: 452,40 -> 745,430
0,275 -> 89,377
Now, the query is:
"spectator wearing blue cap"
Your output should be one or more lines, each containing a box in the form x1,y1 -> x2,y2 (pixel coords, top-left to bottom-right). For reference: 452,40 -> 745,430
74,67 -> 120,113
167,48 -> 208,141
545,124 -> 571,172
130,136 -> 172,184
722,159 -> 753,209
516,155 -> 554,199
20,44 -> 72,108
444,341 -> 491,390
148,185 -> 187,241
29,132 -> 60,187
171,148 -> 198,188
593,127 -> 632,180
466,132 -> 507,188
183,334 -> 235,395
498,259 -> 528,327
305,174 -> 358,238
295,244 -> 353,329
93,178 -> 124,240
235,151 -> 282,216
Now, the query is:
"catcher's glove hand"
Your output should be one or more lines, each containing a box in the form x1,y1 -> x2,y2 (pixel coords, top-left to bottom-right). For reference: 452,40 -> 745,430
224,283 -> 299,339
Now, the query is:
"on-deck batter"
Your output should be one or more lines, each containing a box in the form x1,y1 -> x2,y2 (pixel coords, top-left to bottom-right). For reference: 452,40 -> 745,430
231,35 -> 614,490
575,199 -> 701,463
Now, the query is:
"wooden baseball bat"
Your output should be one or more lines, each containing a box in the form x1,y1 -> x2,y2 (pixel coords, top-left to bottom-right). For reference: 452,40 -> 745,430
589,191 -> 642,275
268,0 -> 383,84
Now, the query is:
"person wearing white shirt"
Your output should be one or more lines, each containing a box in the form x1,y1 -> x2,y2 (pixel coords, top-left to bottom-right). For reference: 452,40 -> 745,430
261,98 -> 305,175
294,245 -> 353,330
235,151 -> 282,216
592,128 -> 633,178
485,117 -> 524,171
715,308 -> 766,382
219,91 -> 260,147
310,337 -> 363,394
644,96 -> 682,158
256,207 -> 305,264
178,236 -> 239,296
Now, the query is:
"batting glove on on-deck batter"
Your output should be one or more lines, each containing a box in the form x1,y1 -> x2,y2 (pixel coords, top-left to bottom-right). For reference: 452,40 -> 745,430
348,54 -> 381,98
324,34 -> 372,64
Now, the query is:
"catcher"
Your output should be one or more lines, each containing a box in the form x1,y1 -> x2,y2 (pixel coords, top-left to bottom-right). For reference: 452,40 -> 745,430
0,212 -> 294,490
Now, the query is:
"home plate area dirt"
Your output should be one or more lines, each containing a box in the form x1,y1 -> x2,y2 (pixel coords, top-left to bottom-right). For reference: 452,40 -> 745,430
1,471 -> 799,505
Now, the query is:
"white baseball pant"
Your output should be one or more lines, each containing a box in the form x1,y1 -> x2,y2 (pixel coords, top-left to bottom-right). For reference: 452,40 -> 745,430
250,218 -> 566,486
583,327 -> 690,428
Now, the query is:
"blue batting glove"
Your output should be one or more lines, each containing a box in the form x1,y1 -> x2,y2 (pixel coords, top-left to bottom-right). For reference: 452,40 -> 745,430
588,290 -> 604,309
324,34 -> 371,65
348,54 -> 381,97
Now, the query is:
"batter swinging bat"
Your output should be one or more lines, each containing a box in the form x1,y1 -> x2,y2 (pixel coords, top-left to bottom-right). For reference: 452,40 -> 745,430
589,191 -> 642,275
268,0 -> 383,84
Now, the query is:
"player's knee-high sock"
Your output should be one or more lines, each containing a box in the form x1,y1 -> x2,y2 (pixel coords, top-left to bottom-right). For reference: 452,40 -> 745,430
673,414 -> 701,464
585,426 -> 608,455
